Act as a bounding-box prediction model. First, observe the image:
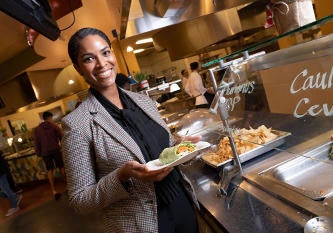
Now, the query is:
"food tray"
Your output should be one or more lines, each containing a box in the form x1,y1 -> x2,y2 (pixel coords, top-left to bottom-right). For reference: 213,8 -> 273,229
201,130 -> 291,168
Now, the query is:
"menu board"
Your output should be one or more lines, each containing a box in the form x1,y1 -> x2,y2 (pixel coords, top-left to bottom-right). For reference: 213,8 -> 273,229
259,54 -> 333,118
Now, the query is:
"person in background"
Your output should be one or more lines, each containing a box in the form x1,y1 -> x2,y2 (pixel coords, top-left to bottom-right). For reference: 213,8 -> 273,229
115,73 -> 131,90
187,61 -> 215,108
62,27 -> 200,233
34,111 -> 65,200
180,69 -> 190,96
6,166 -> 22,195
0,130 -> 22,194
0,150 -> 22,217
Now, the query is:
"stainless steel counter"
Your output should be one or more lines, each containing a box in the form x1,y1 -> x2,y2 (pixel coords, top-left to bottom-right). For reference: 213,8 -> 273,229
179,111 -> 333,233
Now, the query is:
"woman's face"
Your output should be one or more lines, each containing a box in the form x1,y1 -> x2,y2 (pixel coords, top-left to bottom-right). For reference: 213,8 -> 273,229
74,35 -> 117,91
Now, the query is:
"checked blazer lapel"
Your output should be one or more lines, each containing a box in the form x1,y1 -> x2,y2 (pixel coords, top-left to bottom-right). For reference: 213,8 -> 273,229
85,94 -> 147,164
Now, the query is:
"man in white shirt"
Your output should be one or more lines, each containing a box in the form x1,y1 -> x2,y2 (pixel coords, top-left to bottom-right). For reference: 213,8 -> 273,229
187,62 -> 214,108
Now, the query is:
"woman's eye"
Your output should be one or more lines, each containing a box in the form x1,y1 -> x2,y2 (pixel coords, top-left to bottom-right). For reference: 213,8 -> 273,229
83,56 -> 94,63
103,50 -> 111,56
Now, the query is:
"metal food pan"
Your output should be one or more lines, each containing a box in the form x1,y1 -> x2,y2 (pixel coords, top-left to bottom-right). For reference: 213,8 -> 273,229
201,130 -> 291,168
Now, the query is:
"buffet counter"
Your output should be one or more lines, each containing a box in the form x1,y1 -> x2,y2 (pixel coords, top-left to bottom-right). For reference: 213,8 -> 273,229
179,111 -> 333,233
4,148 -> 48,184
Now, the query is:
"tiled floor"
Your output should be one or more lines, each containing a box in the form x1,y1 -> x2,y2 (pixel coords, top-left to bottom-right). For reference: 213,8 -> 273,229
0,180 -> 104,233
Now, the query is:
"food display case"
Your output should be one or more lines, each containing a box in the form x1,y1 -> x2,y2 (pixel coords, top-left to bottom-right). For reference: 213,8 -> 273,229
2,131 -> 48,184
175,15 -> 333,233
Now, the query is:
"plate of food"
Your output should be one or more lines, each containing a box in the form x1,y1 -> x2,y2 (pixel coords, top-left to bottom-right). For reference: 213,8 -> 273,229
201,125 -> 291,168
146,141 -> 211,171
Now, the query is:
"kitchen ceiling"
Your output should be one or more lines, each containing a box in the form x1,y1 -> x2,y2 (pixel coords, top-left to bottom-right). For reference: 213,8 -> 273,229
0,0 -> 270,86
0,0 -> 123,84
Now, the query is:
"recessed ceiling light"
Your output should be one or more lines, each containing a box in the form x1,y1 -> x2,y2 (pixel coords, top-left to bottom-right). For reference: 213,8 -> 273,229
127,46 -> 134,52
68,80 -> 75,85
135,38 -> 153,44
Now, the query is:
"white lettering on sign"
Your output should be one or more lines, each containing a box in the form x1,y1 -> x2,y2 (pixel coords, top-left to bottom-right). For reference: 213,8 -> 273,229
223,81 -> 255,95
290,66 -> 333,94
225,96 -> 241,111
221,81 -> 255,111
294,98 -> 333,117
291,66 -> 333,118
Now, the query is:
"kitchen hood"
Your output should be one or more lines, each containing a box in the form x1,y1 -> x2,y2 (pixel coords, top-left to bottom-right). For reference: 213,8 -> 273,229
125,0 -> 259,38
123,0 -> 268,60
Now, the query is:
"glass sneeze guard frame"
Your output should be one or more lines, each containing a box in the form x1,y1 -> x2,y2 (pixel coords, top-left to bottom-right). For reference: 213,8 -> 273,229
197,14 -> 333,169
202,14 -> 333,68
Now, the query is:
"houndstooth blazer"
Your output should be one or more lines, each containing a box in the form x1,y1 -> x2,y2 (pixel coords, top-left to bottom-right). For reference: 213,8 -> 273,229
61,89 -> 174,233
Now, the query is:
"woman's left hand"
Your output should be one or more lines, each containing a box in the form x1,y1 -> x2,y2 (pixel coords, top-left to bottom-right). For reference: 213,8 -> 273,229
117,161 -> 173,183
182,135 -> 202,143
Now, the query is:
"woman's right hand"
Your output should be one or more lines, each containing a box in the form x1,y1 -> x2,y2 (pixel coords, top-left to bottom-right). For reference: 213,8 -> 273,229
117,161 -> 173,183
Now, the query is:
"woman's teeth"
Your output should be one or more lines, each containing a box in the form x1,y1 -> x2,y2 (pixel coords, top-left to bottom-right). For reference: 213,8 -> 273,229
97,70 -> 111,78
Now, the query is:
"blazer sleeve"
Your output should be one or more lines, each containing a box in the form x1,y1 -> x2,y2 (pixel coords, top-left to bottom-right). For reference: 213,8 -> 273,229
61,117 -> 132,214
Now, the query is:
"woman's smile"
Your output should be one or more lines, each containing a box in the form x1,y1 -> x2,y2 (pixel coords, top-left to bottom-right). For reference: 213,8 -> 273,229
94,68 -> 113,79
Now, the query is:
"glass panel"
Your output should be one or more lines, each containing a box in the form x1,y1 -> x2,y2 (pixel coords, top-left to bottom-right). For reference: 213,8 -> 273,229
191,15 -> 333,192
202,14 -> 333,68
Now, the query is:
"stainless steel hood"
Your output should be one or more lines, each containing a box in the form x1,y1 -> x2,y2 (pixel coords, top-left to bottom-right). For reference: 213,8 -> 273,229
152,8 -> 242,60
123,0 -> 268,60
125,0 -> 259,38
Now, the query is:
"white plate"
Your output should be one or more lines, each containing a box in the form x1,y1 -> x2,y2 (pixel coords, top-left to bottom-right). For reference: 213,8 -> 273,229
146,141 -> 211,171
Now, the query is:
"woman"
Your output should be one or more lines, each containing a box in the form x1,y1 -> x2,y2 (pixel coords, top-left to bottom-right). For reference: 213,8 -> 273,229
61,27 -> 200,233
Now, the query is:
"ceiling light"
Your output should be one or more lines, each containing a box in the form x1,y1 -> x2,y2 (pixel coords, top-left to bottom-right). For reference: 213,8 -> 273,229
68,79 -> 75,85
127,46 -> 134,52
133,49 -> 144,54
135,38 -> 153,44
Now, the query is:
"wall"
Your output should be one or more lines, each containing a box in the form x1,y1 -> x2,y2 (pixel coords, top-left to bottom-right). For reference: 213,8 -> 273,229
136,47 -> 229,81
0,93 -> 80,137
314,0 -> 333,35
112,39 -> 141,76
28,69 -> 62,100
136,50 -> 186,78
52,65 -> 89,97
0,73 -> 37,117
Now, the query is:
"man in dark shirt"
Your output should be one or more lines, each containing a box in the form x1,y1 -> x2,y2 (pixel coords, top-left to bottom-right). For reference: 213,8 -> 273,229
34,111 -> 65,200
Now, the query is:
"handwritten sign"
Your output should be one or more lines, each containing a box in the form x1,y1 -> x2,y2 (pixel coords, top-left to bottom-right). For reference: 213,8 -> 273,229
259,55 -> 333,118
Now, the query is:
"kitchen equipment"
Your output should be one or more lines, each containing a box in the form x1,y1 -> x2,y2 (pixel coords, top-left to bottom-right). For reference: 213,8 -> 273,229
304,216 -> 333,233
260,141 -> 333,200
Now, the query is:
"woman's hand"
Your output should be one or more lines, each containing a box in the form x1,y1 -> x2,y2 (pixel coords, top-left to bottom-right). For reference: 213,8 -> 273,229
174,134 -> 202,144
182,135 -> 202,143
117,161 -> 173,183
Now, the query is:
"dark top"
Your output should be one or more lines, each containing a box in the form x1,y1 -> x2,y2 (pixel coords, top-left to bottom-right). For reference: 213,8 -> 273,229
34,121 -> 62,157
91,88 -> 182,205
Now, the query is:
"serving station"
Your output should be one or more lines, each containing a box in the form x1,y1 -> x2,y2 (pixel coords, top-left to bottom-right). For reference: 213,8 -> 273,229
179,111 -> 333,233
172,17 -> 333,233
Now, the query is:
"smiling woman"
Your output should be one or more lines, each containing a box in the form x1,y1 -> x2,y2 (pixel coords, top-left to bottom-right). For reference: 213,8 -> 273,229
62,27 -> 200,233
